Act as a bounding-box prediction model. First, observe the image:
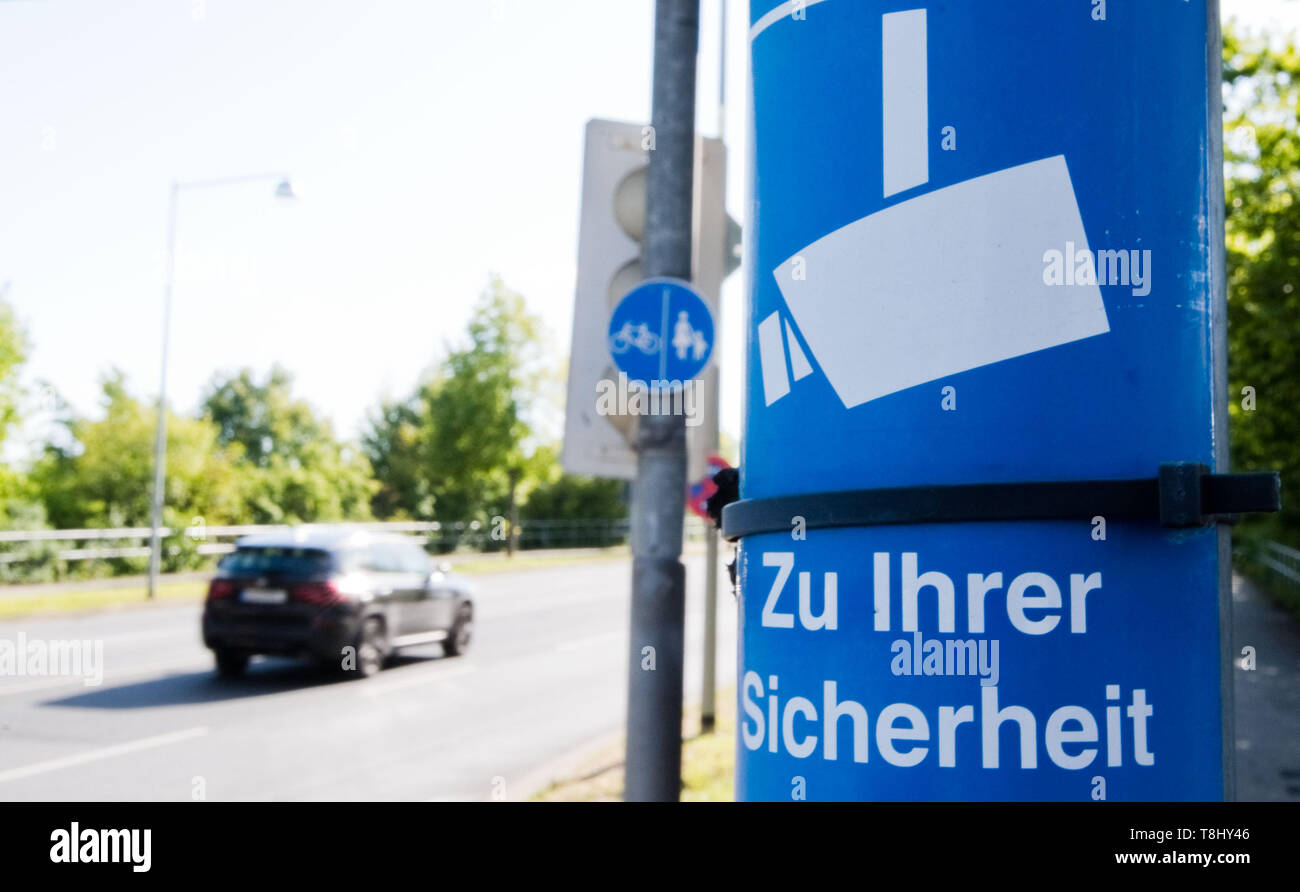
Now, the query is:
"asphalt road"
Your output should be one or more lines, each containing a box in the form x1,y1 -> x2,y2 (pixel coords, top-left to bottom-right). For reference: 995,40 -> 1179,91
2,557 -> 1295,801
0,554 -> 737,801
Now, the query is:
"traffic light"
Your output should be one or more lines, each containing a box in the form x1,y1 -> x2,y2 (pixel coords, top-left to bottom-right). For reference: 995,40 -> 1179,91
563,118 -> 739,481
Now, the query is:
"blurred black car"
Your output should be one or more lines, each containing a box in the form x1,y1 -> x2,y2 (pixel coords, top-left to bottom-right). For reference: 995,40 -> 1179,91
201,527 -> 474,679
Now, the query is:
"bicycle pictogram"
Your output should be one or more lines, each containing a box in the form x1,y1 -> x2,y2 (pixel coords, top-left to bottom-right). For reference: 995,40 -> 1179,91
608,321 -> 661,356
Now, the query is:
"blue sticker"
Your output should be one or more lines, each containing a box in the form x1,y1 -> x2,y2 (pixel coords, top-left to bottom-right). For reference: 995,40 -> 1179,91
740,0 -> 1224,801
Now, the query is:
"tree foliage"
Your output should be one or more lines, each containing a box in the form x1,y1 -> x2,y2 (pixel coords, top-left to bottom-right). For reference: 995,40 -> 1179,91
201,365 -> 329,469
2,267 -> 627,578
365,276 -> 546,525
0,291 -> 28,451
200,366 -> 375,524
1223,24 -> 1300,539
520,472 -> 627,526
0,291 -> 33,527
29,365 -> 375,542
33,371 -> 245,531
362,398 -> 429,519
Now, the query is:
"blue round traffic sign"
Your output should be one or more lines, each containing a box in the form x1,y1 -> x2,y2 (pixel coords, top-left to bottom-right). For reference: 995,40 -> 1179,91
608,278 -> 713,386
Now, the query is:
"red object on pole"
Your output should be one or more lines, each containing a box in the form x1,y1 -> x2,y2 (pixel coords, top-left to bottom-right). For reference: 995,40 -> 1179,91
688,453 -> 731,520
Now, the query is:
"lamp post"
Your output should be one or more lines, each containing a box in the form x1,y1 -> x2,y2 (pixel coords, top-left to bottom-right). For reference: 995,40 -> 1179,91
146,173 -> 295,600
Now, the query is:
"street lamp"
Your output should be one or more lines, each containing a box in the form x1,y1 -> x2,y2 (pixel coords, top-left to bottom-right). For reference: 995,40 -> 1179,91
146,173 -> 295,599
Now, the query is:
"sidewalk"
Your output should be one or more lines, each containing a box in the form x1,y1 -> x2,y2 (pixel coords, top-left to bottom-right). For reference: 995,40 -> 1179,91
1232,571 -> 1300,801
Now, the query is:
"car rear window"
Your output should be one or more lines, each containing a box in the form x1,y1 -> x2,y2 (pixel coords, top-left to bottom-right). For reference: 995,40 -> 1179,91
219,546 -> 334,577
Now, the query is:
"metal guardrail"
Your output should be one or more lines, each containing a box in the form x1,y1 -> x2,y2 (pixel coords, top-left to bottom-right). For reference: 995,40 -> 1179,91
0,522 -> 447,564
1258,540 -> 1300,587
0,517 -> 709,566
0,521 -> 448,543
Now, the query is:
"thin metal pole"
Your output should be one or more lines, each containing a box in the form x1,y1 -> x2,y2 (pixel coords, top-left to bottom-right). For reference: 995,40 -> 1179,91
144,172 -> 291,600
625,0 -> 699,802
701,523 -> 719,732
147,182 -> 179,600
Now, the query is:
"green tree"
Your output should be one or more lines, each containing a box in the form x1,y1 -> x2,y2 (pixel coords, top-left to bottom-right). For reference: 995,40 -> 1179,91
32,371 -> 245,542
201,365 -> 329,468
240,444 -> 375,525
362,398 -> 430,519
519,466 -> 627,548
0,289 -> 28,451
0,297 -> 67,579
200,366 -> 375,524
421,277 -> 543,523
0,290 -> 35,530
1223,23 -> 1300,540
365,277 -> 546,528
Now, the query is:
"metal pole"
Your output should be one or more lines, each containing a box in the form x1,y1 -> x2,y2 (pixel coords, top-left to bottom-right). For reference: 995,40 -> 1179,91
624,0 -> 699,802
506,467 -> 520,557
1205,0 -> 1235,802
144,172 -> 290,600
147,182 -> 179,600
701,523 -> 719,733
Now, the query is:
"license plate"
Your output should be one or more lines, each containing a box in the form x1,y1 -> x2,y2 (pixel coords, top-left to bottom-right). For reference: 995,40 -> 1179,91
242,588 -> 287,604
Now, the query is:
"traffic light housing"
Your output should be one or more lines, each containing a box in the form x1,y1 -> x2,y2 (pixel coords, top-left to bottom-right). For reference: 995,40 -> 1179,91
563,118 -> 739,481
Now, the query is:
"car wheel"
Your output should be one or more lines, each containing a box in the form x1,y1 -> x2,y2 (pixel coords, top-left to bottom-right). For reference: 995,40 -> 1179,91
444,605 -> 473,657
348,618 -> 387,679
214,649 -> 249,678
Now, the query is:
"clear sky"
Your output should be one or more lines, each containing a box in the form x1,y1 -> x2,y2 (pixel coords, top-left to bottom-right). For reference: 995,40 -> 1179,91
0,0 -> 1294,464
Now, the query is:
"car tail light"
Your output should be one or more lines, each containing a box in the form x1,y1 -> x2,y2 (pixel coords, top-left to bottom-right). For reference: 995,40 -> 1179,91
289,580 -> 345,606
206,579 -> 236,602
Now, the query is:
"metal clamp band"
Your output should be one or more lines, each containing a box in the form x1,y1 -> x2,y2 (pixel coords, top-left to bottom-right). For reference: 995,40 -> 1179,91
718,463 -> 1281,542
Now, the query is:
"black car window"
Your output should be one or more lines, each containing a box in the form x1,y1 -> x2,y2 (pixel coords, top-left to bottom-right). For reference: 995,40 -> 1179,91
220,547 -> 333,577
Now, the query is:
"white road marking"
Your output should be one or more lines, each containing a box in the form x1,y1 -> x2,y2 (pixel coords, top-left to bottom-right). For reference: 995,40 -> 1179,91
0,726 -> 209,785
